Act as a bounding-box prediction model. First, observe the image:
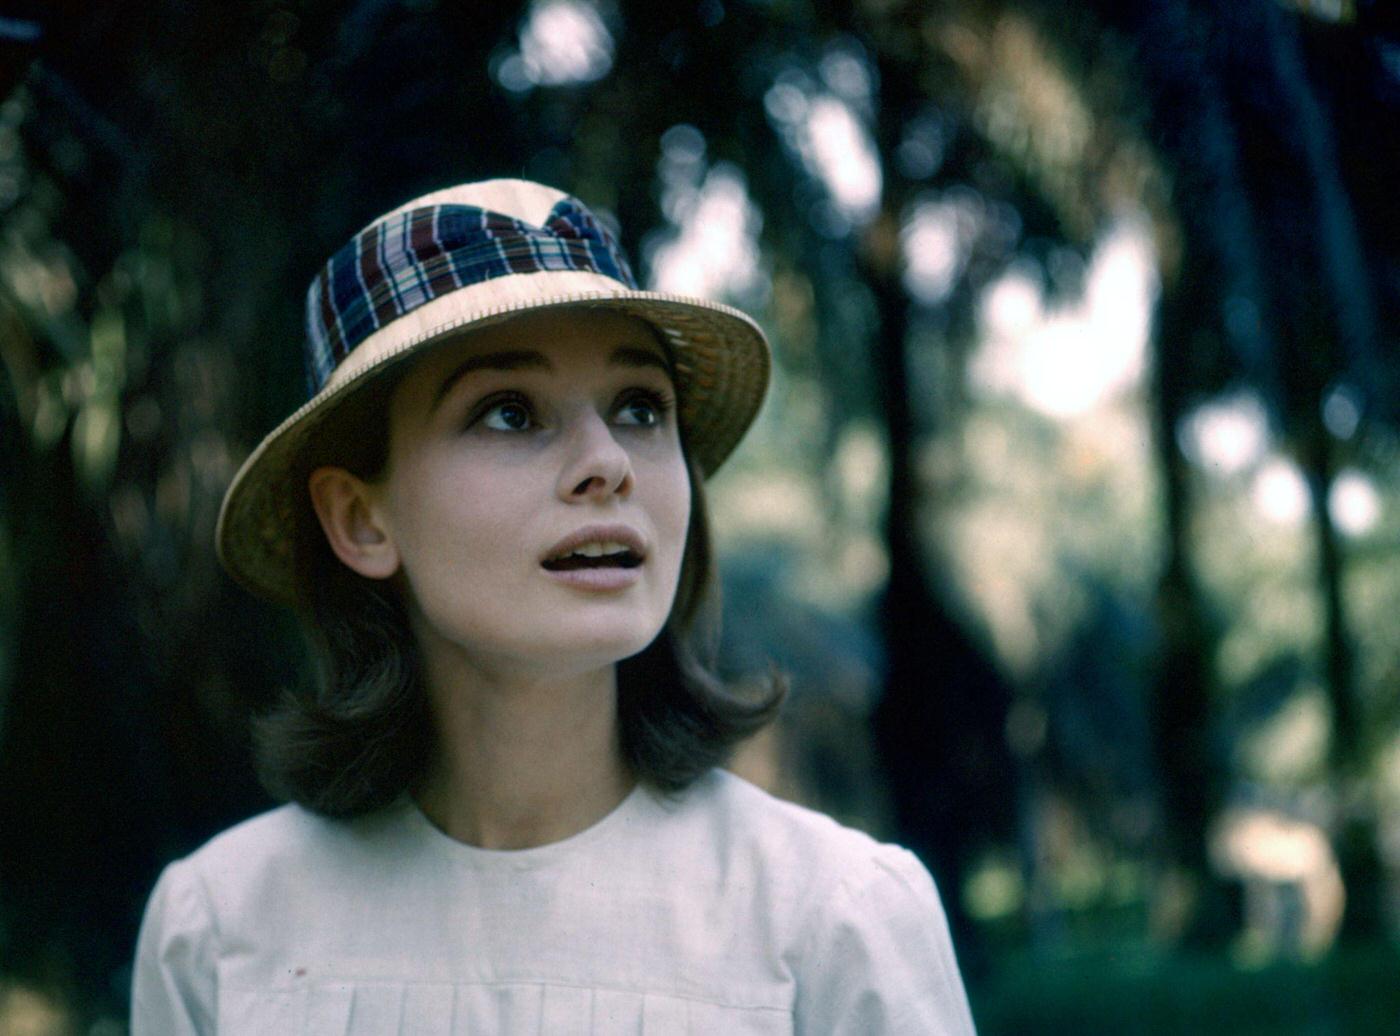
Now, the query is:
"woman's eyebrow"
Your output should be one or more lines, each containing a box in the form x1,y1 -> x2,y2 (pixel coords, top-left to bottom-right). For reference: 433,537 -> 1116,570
610,345 -> 674,378
431,343 -> 674,411
432,349 -> 551,410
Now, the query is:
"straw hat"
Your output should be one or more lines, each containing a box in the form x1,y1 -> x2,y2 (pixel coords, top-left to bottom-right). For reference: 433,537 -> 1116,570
215,178 -> 771,605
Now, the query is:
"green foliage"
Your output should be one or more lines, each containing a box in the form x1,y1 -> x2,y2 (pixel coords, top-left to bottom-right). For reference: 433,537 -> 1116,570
972,941 -> 1400,1034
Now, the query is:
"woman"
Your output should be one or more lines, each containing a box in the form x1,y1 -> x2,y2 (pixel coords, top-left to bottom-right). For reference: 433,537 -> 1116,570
132,179 -> 976,1034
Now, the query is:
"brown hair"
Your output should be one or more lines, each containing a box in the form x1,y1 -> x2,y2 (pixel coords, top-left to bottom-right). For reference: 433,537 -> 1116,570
252,375 -> 783,817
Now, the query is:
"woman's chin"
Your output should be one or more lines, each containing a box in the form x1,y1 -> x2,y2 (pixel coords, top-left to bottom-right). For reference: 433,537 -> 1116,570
443,619 -> 664,679
541,622 -> 664,669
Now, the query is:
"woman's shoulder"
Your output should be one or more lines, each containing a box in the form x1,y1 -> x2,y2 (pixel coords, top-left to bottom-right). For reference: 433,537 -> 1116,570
167,798 -> 413,906
684,768 -> 870,839
683,775 -> 975,1033
670,769 -> 925,895
183,801 -> 342,868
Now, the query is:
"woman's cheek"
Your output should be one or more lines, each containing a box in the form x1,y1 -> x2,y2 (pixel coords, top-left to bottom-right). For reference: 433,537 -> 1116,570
657,461 -> 693,586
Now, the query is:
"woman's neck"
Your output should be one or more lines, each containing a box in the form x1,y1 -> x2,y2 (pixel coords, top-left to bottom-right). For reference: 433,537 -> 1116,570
411,644 -> 634,851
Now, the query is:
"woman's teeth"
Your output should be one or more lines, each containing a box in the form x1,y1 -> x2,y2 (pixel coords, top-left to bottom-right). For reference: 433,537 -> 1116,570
543,543 -> 642,570
570,541 -> 631,558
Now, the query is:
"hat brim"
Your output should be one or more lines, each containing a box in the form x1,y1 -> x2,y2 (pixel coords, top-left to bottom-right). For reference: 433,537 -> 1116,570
215,288 -> 770,605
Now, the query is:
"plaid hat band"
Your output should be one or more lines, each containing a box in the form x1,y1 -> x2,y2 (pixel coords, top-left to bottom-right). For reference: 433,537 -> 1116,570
304,196 -> 636,395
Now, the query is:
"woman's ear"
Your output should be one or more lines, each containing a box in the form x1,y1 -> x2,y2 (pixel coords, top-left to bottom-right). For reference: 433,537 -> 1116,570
307,466 -> 401,580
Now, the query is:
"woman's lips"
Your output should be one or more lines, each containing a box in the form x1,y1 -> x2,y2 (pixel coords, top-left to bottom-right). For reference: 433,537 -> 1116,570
540,523 -> 647,592
542,565 -> 643,591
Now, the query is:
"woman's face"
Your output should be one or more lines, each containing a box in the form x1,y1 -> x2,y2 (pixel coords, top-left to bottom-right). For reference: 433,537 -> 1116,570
369,307 -> 691,680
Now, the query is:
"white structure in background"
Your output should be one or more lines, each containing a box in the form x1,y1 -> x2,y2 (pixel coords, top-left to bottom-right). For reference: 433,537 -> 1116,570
764,43 -> 882,229
1245,456 -> 1379,535
495,0 -> 613,92
1329,469 -> 1381,536
1211,805 -> 1344,959
969,214 -> 1157,418
901,191 -> 982,306
647,129 -> 763,302
1178,389 -> 1381,535
1179,391 -> 1270,477
1252,458 -> 1311,527
800,96 -> 881,220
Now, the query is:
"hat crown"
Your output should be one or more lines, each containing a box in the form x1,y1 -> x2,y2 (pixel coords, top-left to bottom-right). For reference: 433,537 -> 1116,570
303,181 -> 634,396
376,179 -> 572,226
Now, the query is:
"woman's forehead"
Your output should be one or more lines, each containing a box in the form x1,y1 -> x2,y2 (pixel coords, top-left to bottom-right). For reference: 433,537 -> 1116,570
425,308 -> 668,375
392,307 -> 674,416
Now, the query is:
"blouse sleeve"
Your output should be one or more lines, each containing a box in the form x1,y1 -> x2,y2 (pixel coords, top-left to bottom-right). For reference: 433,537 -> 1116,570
794,846 -> 976,1035
130,858 -> 219,1036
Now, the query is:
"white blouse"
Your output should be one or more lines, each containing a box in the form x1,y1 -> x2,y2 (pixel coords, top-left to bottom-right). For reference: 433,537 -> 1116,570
131,769 -> 976,1034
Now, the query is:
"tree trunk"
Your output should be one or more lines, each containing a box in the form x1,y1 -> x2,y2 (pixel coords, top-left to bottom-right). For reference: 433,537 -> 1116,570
855,216 -> 1016,981
1263,1 -> 1384,944
1147,271 -> 1230,944
1300,426 -> 1383,943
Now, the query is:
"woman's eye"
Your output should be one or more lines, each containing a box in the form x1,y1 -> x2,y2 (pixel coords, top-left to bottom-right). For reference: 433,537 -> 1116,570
480,399 -> 533,431
614,392 -> 669,427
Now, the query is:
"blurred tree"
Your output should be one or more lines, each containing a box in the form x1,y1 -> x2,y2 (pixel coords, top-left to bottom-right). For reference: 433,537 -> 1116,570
1094,0 -> 1400,942
853,12 -> 1020,971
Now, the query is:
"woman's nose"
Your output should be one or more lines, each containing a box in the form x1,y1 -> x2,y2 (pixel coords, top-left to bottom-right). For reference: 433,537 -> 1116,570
557,409 -> 635,502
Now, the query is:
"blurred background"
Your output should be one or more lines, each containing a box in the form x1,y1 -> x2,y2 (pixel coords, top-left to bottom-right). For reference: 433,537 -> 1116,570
1,0 -> 1399,1031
